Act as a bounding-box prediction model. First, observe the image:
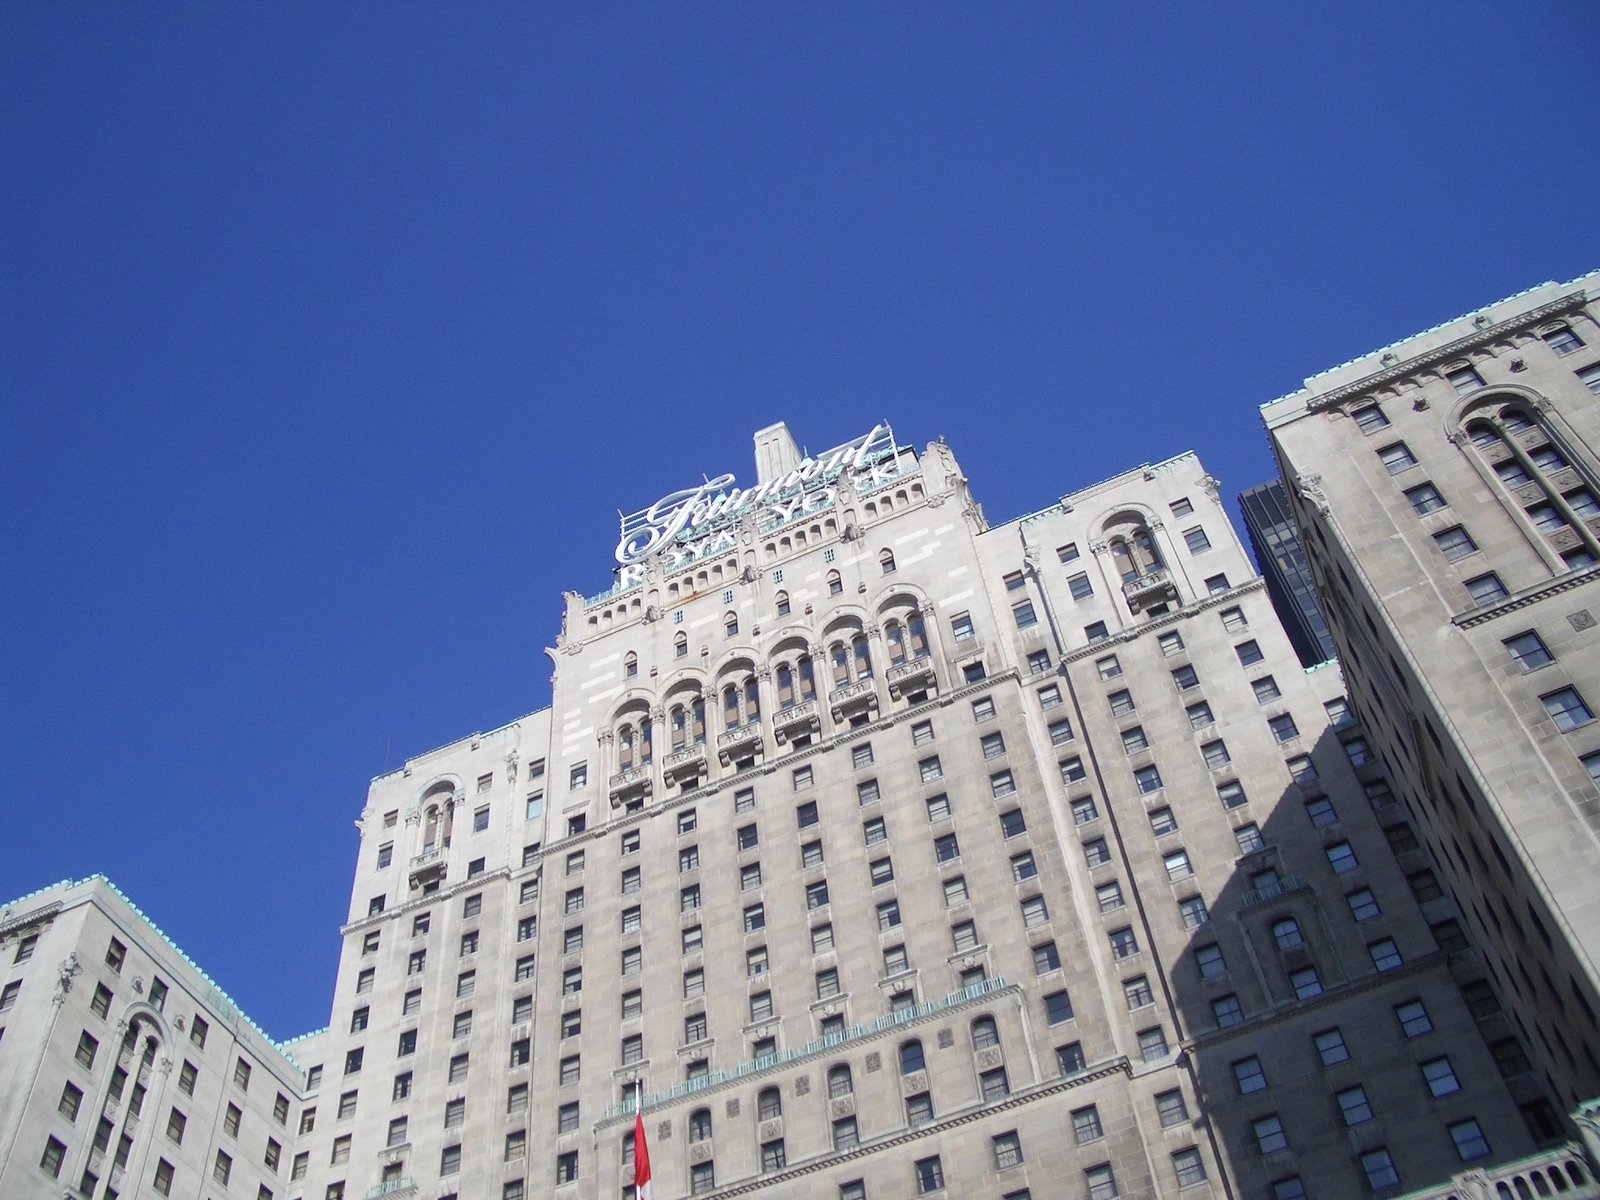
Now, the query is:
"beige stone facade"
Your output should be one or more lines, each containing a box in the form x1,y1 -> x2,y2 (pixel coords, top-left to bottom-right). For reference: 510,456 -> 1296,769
6,410 -> 1597,1200
1265,272 -> 1600,1129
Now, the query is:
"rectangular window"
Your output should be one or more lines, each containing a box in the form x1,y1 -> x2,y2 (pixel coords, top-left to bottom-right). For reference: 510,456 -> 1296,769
1234,639 -> 1264,666
1434,524 -> 1479,560
1083,836 -> 1110,865
1183,526 -> 1211,553
1352,402 -> 1391,433
1467,573 -> 1510,607
1326,841 -> 1359,873
1038,683 -> 1062,708
1379,441 -> 1418,473
1068,573 -> 1093,600
1134,764 -> 1162,793
1254,1115 -> 1289,1154
1337,1085 -> 1374,1125
1405,482 -> 1447,513
1233,1056 -> 1267,1093
1013,600 -> 1038,629
1172,665 -> 1199,690
1268,713 -> 1300,742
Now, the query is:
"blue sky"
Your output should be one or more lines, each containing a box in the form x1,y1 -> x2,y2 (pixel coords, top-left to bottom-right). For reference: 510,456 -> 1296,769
4,4 -> 1597,1039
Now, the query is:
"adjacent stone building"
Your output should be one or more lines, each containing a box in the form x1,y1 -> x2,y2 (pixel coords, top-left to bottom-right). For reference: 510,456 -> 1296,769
1264,271 -> 1600,1133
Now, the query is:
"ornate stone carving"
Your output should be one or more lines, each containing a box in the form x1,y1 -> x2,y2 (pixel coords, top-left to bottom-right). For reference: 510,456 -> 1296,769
658,1120 -> 673,1140
1294,473 -> 1330,517
864,1051 -> 881,1073
1568,609 -> 1596,632
794,1074 -> 810,1096
936,1027 -> 955,1049
724,1097 -> 740,1118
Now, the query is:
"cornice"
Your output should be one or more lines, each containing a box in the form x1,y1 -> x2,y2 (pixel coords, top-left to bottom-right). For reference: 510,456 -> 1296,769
1454,566 -> 1600,628
1305,289 -> 1589,413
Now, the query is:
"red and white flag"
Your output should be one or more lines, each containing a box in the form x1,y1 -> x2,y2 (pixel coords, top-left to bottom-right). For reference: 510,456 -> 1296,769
633,1083 -> 653,1200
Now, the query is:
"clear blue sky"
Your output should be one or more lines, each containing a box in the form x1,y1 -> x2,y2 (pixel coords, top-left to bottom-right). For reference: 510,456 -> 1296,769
4,4 -> 1597,1039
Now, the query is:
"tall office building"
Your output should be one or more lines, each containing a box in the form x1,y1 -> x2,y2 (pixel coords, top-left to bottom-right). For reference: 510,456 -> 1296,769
5,415 -> 1598,1200
1264,271 -> 1600,1131
1238,480 -> 1338,667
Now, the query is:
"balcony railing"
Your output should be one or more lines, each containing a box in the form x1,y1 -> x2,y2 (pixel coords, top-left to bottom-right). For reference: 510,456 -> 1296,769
608,765 -> 651,805
887,657 -> 936,698
603,976 -> 1013,1121
829,679 -> 878,719
716,722 -> 763,765
662,744 -> 707,780
1392,1145 -> 1598,1200
1237,876 -> 1306,910
363,1177 -> 419,1200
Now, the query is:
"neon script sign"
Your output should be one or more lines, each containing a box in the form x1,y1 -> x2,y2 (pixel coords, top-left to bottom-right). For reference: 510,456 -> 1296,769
615,423 -> 896,567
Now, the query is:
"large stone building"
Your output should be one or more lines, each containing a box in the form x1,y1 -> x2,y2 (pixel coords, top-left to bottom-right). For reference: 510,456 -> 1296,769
4,405 -> 1599,1200
1264,271 -> 1600,1130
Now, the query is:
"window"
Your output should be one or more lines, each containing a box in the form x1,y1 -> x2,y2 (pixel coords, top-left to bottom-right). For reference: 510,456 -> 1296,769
1085,1165 -> 1119,1200
1108,926 -> 1139,959
993,1130 -> 1024,1168
1212,994 -> 1244,1028
622,868 -> 641,896
1233,1056 -> 1267,1093
678,845 -> 699,873
1205,573 -> 1230,595
1467,572 -> 1509,607
1032,940 -> 1060,973
991,769 -> 1016,797
1405,481 -> 1447,513
1272,917 -> 1304,950
1201,738 -> 1230,768
1337,1085 -> 1374,1126
793,765 -> 813,791
1218,780 -> 1247,810
1347,888 -> 1381,922
1505,630 -> 1554,672
740,860 -> 763,891
1172,1148 -> 1207,1188
1149,806 -> 1178,837
1082,835 -> 1110,866
1544,686 -> 1595,731
1235,639 -> 1264,666
797,801 -> 819,829
681,925 -> 703,955
919,756 -> 944,784
72,1032 -> 99,1070
1361,1148 -> 1400,1189
1579,362 -> 1600,393
1419,1055 -> 1462,1097
1352,401 -> 1391,432
1097,654 -> 1124,682
1254,1114 -> 1288,1154
1268,713 -> 1300,742
1156,1089 -> 1189,1128
1068,573 -> 1093,600
1196,943 -> 1226,979
1163,849 -> 1192,880
691,1163 -> 716,1194
336,1091 -> 357,1119
1369,938 -> 1403,971
1172,664 -> 1199,690
1124,975 -> 1154,1009
1179,895 -> 1209,929
1183,526 -> 1211,553
1013,600 -> 1038,629
1326,841 -> 1358,873
949,920 -> 979,952
915,1155 -> 944,1193
747,946 -> 769,978
1138,1026 -> 1169,1061
1135,765 -> 1163,794
1038,683 -> 1062,708
1021,895 -> 1048,926
1057,1041 -> 1086,1073
1543,325 -> 1585,355
1084,621 -> 1109,642
1378,440 -> 1418,473
1290,967 -> 1323,999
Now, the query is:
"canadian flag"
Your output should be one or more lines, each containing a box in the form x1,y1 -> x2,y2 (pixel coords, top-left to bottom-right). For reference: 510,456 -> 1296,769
633,1087 -> 653,1200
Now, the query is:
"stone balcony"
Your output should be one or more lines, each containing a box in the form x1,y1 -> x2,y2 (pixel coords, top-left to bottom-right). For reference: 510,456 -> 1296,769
408,845 -> 447,888
717,722 -> 763,766
772,699 -> 820,744
1122,566 -> 1178,612
829,679 -> 879,722
608,765 -> 652,807
887,657 -> 936,700
662,744 -> 707,783
1392,1144 -> 1598,1200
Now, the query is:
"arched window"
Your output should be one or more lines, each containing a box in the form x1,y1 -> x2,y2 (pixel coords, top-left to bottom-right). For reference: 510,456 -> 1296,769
798,655 -> 816,701
624,652 -> 638,679
725,612 -> 739,638
830,642 -> 850,685
1272,917 -> 1304,950
757,1087 -> 782,1121
852,634 -> 872,678
744,678 -> 760,722
906,613 -> 929,658
899,1039 -> 925,1075
827,570 -> 843,596
776,664 -> 795,709
674,633 -> 689,659
1460,399 -> 1600,570
775,590 -> 790,617
618,724 -> 636,770
880,549 -> 897,574
689,1108 -> 713,1142
723,685 -> 741,729
827,1064 -> 853,1098
886,620 -> 906,666
971,1015 -> 1000,1050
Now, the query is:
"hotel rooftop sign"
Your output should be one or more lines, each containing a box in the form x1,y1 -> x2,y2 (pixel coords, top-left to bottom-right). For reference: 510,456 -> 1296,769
614,423 -> 897,571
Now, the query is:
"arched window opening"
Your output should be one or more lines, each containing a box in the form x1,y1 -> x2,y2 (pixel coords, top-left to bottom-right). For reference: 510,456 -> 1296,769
675,632 -> 689,659
757,1087 -> 782,1121
798,655 -> 816,701
880,549 -> 897,574
1460,397 -> 1600,571
617,724 -> 636,770
827,1064 -> 852,1097
724,685 -> 741,730
624,652 -> 638,679
725,612 -> 739,638
899,1039 -> 925,1075
852,634 -> 872,678
907,613 -> 929,658
744,678 -> 761,723
886,621 -> 907,666
831,642 -> 850,686
827,570 -> 843,596
775,590 -> 790,617
689,1108 -> 712,1142
1272,917 -> 1304,950
1110,538 -> 1137,583
777,664 -> 795,709
971,1015 -> 1000,1050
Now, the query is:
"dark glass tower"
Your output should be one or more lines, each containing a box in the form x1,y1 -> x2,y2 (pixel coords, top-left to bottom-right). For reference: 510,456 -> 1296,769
1238,479 -> 1337,666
